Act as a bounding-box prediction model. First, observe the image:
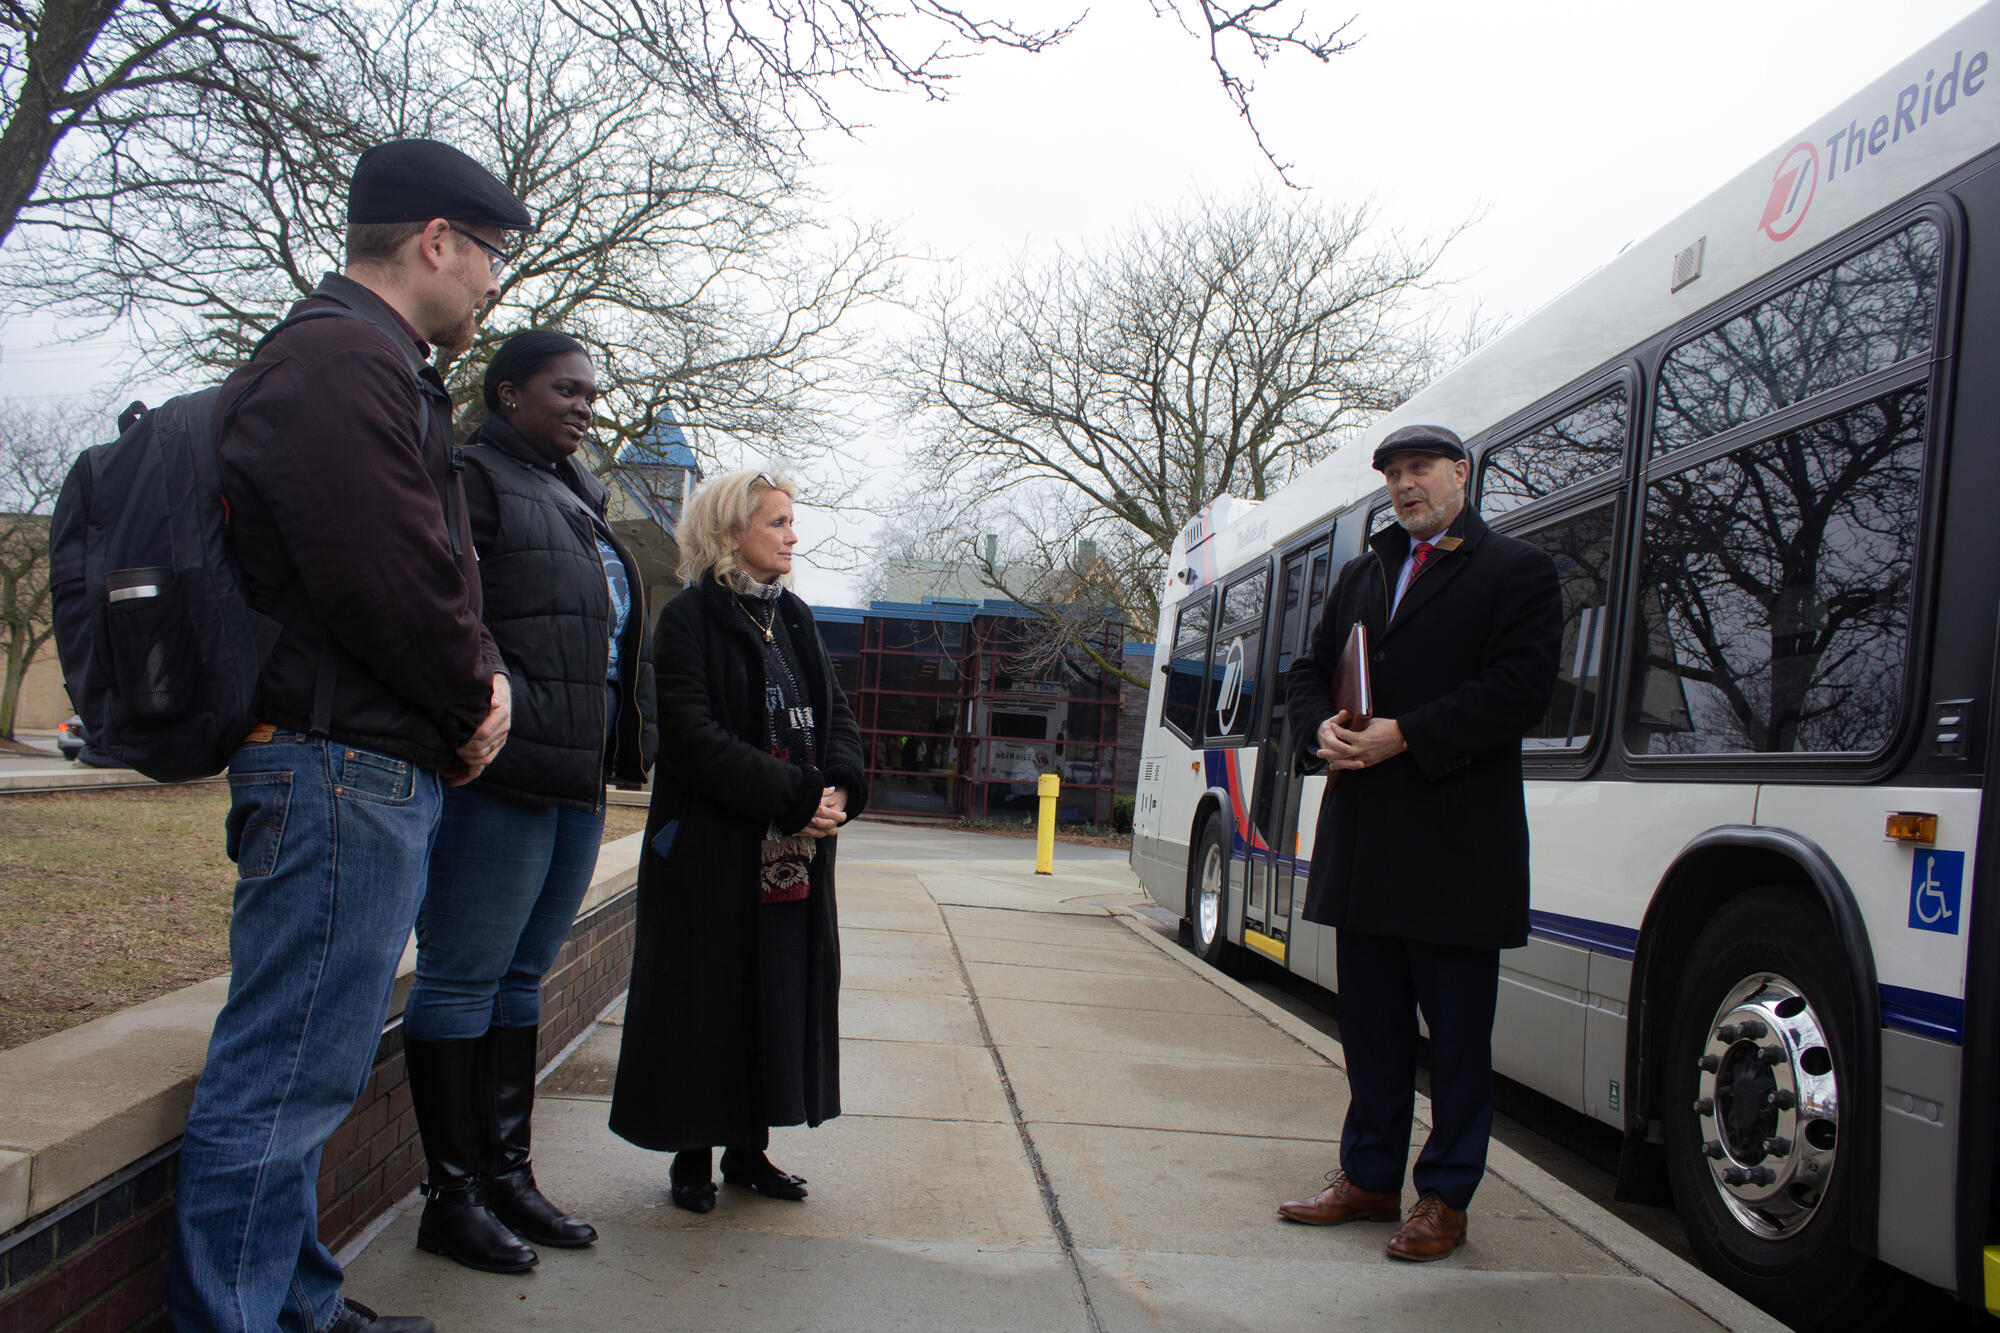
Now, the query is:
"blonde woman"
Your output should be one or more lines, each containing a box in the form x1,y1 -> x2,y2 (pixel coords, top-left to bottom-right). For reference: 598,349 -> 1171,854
608,469 -> 867,1211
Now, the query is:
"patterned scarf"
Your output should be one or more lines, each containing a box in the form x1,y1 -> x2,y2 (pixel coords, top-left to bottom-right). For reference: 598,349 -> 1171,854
723,569 -> 817,902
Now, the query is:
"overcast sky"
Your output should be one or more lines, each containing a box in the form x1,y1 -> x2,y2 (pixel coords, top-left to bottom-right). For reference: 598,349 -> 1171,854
1,0 -> 1986,605
778,0 -> 1989,603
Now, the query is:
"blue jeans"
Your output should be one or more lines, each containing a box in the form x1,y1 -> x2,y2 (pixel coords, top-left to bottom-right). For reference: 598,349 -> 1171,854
169,734 -> 441,1333
403,784 -> 606,1040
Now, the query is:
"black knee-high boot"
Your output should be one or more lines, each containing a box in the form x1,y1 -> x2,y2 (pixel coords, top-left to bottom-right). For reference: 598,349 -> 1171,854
404,1034 -> 538,1273
482,1024 -> 597,1247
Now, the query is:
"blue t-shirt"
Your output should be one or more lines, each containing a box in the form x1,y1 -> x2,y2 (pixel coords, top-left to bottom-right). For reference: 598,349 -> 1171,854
596,534 -> 631,680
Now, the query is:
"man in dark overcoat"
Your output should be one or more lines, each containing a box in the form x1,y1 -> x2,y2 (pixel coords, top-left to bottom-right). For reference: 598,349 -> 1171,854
1278,424 -> 1562,1261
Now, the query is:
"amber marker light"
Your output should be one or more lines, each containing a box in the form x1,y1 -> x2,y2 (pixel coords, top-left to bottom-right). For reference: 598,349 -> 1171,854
1885,812 -> 1938,844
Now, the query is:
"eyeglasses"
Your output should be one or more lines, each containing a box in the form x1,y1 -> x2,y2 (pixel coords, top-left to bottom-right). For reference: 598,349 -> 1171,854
746,471 -> 780,493
448,223 -> 512,277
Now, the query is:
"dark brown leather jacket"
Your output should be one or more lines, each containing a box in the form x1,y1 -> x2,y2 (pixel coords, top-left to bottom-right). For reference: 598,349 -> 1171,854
218,273 -> 504,772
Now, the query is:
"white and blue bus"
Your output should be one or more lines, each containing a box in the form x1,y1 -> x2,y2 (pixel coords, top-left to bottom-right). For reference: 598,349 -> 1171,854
1131,6 -> 2000,1323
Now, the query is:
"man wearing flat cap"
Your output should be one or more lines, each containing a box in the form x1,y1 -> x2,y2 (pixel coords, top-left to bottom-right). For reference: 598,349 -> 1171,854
169,140 -> 534,1333
1278,423 -> 1561,1262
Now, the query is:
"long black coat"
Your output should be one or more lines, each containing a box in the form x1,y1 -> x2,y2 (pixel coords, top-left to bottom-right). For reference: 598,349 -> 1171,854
1286,507 -> 1561,950
608,573 -> 868,1152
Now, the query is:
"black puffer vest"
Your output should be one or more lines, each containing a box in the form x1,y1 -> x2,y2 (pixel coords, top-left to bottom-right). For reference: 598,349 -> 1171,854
458,416 -> 657,810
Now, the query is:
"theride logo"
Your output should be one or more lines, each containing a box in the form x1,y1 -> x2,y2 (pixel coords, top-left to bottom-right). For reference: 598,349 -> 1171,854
1763,45 -> 1991,243
1759,142 -> 1818,242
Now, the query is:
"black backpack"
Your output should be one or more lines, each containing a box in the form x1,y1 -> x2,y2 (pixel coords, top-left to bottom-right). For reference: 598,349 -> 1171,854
47,306 -> 423,781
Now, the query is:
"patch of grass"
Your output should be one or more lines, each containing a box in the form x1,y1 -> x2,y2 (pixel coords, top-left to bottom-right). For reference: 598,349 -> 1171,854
0,786 -> 654,1052
601,805 -> 649,840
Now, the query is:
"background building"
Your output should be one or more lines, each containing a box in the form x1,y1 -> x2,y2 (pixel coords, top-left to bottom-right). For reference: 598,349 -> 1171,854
603,414 -> 700,601
814,598 -> 1127,824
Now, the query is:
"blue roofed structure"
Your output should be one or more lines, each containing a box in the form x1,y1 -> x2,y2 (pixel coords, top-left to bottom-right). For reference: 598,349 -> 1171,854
608,409 -> 700,534
600,406 -> 702,604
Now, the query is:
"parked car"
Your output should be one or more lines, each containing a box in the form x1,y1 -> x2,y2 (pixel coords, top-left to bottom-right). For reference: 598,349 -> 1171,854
56,714 -> 86,760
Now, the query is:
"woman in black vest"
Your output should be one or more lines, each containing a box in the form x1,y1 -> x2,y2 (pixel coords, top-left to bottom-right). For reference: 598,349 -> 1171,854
608,469 -> 867,1213
402,330 -> 657,1273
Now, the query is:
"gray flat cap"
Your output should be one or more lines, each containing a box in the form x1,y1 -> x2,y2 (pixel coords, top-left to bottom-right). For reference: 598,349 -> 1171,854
1371,424 -> 1467,470
347,138 -> 534,231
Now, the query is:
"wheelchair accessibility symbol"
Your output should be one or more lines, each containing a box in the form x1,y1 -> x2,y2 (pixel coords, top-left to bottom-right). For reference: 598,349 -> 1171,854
1908,849 -> 1965,935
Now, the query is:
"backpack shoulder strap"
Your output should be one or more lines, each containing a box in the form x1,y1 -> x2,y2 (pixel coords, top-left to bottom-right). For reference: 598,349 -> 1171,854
249,304 -> 435,451
250,304 -> 382,359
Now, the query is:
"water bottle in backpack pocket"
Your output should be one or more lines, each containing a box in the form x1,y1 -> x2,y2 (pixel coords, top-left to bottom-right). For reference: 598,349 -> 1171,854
48,388 -> 279,781
102,565 -> 199,722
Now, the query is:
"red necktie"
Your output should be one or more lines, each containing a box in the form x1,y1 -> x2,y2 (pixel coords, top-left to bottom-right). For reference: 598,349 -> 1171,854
1411,541 -> 1433,572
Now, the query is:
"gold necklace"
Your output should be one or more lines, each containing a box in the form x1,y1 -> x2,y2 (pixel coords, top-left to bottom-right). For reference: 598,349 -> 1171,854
736,596 -> 776,643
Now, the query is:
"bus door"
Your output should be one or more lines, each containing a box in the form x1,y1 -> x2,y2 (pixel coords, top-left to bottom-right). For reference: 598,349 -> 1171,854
1244,536 -> 1333,971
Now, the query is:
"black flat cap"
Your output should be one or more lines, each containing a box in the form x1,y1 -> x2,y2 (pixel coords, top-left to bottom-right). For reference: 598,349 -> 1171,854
1371,424 -> 1467,470
347,138 -> 534,231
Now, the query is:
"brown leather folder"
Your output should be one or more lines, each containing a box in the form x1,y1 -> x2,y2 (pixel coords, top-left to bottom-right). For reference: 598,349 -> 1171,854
1333,621 -> 1373,726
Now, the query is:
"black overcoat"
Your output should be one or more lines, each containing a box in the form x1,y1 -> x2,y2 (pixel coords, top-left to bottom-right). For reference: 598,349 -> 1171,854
608,572 -> 868,1152
1286,507 -> 1562,950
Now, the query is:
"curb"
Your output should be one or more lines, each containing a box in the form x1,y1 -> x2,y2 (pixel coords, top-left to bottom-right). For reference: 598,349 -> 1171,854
0,767 -> 156,793
1,770 -> 651,803
1107,908 -> 1791,1333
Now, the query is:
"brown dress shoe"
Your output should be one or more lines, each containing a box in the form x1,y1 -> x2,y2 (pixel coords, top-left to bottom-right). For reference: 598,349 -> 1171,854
1385,1191 -> 1468,1261
1277,1171 -> 1402,1225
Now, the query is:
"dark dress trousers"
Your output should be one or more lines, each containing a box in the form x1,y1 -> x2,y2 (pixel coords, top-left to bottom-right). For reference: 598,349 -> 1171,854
608,573 -> 868,1153
1286,505 -> 1561,1208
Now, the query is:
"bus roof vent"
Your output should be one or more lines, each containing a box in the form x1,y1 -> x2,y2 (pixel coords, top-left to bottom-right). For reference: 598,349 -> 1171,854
1670,236 -> 1706,294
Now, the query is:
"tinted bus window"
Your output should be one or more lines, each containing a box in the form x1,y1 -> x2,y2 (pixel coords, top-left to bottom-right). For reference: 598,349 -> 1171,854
1210,571 -> 1268,741
1653,222 -> 1941,458
1277,554 -> 1308,676
1163,594 -> 1213,741
1304,543 -> 1333,644
1626,387 -> 1925,755
1481,390 -> 1628,517
1221,570 -> 1268,629
1518,501 -> 1617,749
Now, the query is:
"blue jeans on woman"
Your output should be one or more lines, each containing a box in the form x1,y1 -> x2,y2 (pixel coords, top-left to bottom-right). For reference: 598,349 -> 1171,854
169,734 -> 441,1333
404,785 -> 606,1040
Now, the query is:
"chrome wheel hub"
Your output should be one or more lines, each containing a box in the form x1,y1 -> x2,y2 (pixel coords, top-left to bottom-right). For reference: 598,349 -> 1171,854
1692,972 -> 1840,1239
1196,840 -> 1223,947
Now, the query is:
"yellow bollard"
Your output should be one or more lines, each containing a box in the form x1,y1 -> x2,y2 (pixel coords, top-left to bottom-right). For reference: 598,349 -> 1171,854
1035,773 -> 1060,875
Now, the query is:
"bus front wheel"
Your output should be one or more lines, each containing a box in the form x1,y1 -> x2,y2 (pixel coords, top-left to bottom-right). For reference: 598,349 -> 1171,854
1662,887 -> 1865,1327
1186,813 -> 1230,966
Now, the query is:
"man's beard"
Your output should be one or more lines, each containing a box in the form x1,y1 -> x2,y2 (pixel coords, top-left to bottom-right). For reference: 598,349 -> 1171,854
1396,498 -> 1446,535
1396,486 -> 1463,540
433,308 -> 480,360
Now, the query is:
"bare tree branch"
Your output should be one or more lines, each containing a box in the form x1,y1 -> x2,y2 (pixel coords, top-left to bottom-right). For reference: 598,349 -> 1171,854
879,192 -> 1448,670
894,192 -> 1448,546
0,397 -> 93,737
5,0 -> 902,488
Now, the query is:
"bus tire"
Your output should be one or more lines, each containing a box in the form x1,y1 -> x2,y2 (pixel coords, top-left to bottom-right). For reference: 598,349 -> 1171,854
1662,887 -> 1865,1327
1186,812 -> 1230,967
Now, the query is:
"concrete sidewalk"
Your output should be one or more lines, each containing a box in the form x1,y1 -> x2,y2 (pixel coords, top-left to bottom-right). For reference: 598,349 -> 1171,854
339,822 -> 1785,1331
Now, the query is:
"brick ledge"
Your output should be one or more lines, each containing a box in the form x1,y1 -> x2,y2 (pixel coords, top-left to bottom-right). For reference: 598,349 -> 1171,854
0,832 -> 643,1235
